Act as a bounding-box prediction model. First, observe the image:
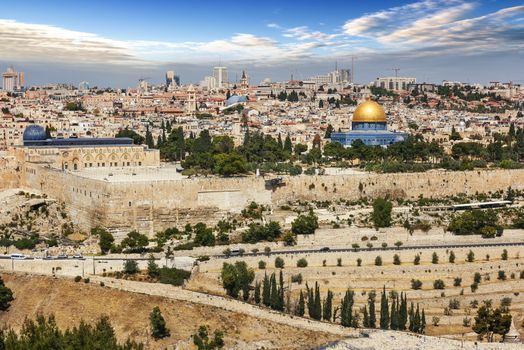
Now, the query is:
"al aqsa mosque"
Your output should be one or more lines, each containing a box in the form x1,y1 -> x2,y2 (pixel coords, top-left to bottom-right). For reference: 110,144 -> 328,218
331,100 -> 408,147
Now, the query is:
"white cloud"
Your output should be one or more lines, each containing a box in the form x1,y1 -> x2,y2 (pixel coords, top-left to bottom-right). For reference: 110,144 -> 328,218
283,26 -> 339,42
0,19 -> 328,66
342,1 -> 524,56
0,2 -> 522,69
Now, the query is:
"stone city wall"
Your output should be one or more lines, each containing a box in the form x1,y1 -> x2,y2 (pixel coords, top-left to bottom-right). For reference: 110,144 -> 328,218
4,162 -> 524,238
272,169 -> 524,204
18,164 -> 271,238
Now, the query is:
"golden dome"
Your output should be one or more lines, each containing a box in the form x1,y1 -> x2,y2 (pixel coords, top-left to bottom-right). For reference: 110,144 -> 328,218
352,100 -> 386,123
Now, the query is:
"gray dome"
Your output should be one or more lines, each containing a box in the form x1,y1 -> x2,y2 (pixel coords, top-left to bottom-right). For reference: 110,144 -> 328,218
23,125 -> 47,141
225,95 -> 248,106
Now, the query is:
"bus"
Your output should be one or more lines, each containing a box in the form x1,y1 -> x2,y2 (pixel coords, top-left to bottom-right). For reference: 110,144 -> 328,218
10,253 -> 26,260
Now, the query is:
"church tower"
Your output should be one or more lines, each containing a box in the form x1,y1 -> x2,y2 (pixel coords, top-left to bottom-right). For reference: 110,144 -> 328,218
186,84 -> 197,115
240,70 -> 249,90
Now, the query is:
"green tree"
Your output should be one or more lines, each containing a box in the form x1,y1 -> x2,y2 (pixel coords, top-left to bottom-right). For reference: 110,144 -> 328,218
323,290 -> 333,321
92,227 -> 114,255
467,250 -> 475,262
340,288 -> 355,327
371,198 -> 393,228
0,277 -> 14,311
414,254 -> 421,265
254,281 -> 261,304
284,134 -> 293,154
297,290 -> 305,316
150,306 -> 170,339
147,254 -> 160,278
115,127 -> 145,145
324,124 -> 334,139
221,261 -> 255,300
193,223 -> 215,247
123,260 -> 139,274
368,290 -> 377,328
213,152 -> 248,176
262,273 -> 270,306
291,211 -> 319,235
380,287 -> 389,329
473,305 -> 512,342
121,230 -> 149,252
193,325 -> 224,350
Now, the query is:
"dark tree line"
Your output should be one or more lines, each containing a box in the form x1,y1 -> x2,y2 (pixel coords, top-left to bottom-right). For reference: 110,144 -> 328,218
0,314 -> 144,349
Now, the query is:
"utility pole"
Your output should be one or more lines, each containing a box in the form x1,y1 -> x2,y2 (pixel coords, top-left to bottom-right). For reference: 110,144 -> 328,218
393,68 -> 400,77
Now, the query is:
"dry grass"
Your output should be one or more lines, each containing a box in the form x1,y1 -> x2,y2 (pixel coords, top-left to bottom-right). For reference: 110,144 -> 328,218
0,273 -> 340,350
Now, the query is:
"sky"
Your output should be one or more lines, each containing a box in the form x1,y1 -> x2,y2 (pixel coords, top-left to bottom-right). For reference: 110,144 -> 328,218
0,0 -> 523,88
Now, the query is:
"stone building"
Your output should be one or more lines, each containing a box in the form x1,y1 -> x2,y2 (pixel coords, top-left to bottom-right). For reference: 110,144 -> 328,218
14,125 -> 159,171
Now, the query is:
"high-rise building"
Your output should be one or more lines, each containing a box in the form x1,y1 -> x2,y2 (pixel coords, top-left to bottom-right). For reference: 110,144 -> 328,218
200,76 -> 216,90
166,71 -> 180,90
309,69 -> 351,86
213,66 -> 228,89
373,76 -> 416,91
2,66 -> 25,92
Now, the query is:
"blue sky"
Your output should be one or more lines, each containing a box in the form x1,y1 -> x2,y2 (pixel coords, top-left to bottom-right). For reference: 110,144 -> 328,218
1,0 -> 523,87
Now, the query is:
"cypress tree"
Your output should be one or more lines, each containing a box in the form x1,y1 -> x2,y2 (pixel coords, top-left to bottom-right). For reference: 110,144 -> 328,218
413,304 -> 421,333
284,134 -> 293,153
380,286 -> 389,329
306,283 -> 314,318
157,135 -> 163,148
390,296 -> 397,330
254,281 -> 261,304
262,273 -> 270,307
277,133 -> 283,150
323,290 -> 333,321
340,288 -> 354,327
277,270 -> 285,311
363,306 -> 369,328
408,302 -> 415,332
421,309 -> 426,334
297,290 -> 305,316
311,282 -> 322,320
145,126 -> 154,149
368,290 -> 376,328
270,273 -> 279,310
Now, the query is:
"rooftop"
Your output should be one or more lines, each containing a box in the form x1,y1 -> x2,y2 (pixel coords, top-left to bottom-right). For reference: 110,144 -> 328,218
74,165 -> 186,183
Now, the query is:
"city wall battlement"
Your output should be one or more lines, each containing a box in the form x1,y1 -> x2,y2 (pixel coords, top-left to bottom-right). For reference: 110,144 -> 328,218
2,160 -> 524,238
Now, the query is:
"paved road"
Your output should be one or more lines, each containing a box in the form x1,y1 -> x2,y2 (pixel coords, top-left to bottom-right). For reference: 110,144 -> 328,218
218,240 -> 524,259
1,241 -> 522,261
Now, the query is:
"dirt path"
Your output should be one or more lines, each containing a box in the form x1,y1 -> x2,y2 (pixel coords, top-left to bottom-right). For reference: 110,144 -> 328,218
90,275 -> 355,337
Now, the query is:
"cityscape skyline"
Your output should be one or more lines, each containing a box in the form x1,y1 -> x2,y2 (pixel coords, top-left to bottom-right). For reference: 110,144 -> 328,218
0,0 -> 523,87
